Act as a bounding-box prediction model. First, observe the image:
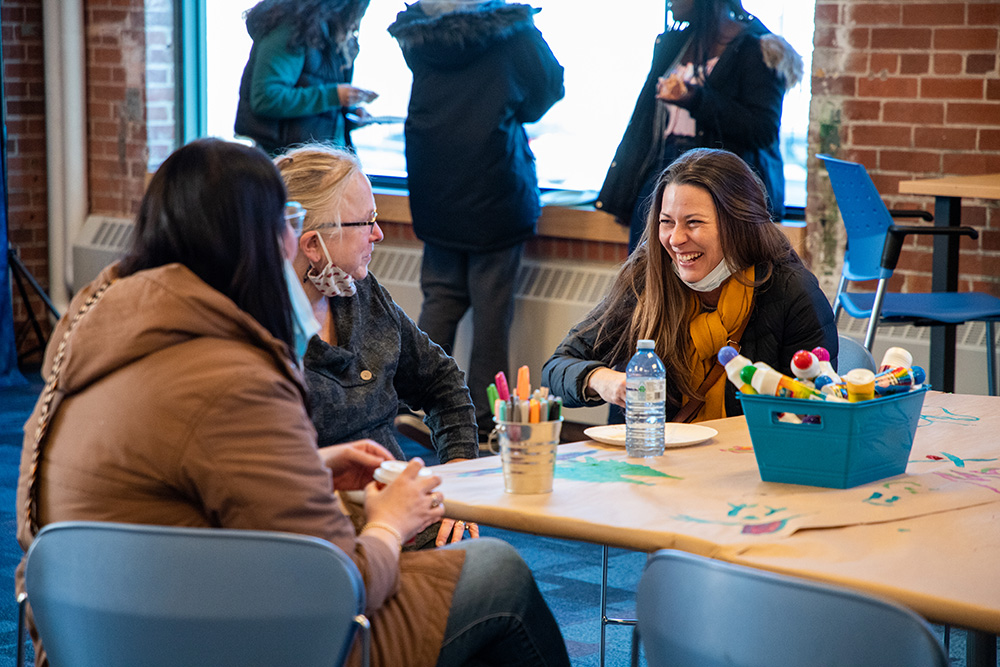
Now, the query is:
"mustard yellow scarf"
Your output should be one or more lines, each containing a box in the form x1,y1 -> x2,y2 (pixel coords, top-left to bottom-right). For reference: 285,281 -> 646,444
684,266 -> 755,422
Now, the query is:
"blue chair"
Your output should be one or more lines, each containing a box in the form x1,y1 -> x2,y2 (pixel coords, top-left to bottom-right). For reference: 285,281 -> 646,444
20,521 -> 369,667
636,549 -> 949,667
836,333 -> 876,374
818,153 -> 1000,395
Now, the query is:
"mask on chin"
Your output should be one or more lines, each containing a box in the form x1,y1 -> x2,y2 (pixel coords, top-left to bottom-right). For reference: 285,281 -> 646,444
673,257 -> 734,293
306,235 -> 357,298
283,258 -> 322,362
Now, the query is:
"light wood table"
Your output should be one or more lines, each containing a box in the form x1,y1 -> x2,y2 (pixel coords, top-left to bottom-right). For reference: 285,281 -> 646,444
435,391 -> 1000,666
898,173 -> 1000,393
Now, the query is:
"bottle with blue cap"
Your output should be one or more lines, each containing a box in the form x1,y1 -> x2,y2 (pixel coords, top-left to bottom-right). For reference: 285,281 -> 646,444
625,339 -> 666,457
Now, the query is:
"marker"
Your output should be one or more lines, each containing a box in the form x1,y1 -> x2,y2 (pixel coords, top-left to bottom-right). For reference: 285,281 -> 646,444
811,346 -> 842,385
791,350 -> 821,381
516,365 -> 530,401
879,347 -> 913,374
549,396 -> 563,421
529,399 -> 540,423
717,345 -> 757,394
740,365 -> 845,402
487,383 -> 500,415
844,368 -> 875,402
874,365 -> 925,395
494,371 -> 510,401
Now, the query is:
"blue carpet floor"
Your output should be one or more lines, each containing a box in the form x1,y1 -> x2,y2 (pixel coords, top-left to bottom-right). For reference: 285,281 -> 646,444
0,378 -> 992,666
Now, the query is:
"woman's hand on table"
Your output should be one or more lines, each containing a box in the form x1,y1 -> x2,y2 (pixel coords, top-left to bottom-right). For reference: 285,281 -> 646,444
320,439 -> 393,490
589,367 -> 627,407
365,458 -> 445,543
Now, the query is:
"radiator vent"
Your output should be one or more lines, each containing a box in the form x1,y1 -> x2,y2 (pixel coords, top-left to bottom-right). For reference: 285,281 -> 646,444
71,215 -> 133,292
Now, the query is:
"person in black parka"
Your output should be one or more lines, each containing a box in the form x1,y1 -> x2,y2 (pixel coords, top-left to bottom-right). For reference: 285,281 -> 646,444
389,0 -> 564,440
595,0 -> 803,253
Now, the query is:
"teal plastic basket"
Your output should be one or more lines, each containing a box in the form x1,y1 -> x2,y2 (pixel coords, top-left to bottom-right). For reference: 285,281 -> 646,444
737,386 -> 928,489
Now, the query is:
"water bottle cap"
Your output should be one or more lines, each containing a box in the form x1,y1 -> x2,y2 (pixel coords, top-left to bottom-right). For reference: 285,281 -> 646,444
637,339 -> 655,350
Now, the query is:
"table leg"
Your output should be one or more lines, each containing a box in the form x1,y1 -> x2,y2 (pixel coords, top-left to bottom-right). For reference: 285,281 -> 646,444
930,195 -> 962,393
965,629 -> 997,667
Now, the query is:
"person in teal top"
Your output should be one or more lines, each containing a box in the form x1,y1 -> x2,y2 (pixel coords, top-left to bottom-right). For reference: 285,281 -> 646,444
235,0 -> 378,155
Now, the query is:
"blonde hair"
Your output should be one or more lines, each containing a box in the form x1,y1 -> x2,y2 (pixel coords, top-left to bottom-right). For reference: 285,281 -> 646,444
273,143 -> 363,236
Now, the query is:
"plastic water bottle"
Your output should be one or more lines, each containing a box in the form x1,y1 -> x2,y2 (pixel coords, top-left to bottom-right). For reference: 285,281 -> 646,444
625,339 -> 666,457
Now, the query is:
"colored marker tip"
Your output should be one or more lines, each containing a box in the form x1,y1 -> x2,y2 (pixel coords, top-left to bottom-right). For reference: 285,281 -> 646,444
717,346 -> 738,365
811,346 -> 831,362
911,366 -> 926,384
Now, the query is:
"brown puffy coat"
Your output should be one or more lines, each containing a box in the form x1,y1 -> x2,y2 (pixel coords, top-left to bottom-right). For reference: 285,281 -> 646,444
15,263 -> 464,666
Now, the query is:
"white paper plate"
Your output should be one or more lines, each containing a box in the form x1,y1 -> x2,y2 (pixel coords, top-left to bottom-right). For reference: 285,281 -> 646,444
583,423 -> 718,448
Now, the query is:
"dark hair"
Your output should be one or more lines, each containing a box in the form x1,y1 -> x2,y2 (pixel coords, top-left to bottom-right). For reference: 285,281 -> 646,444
245,0 -> 371,53
590,148 -> 791,402
672,0 -> 751,69
119,138 -> 295,351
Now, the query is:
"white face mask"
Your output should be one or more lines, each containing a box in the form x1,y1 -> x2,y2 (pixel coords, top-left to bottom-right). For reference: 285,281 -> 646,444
673,258 -> 734,293
305,235 -> 357,298
283,258 -> 322,361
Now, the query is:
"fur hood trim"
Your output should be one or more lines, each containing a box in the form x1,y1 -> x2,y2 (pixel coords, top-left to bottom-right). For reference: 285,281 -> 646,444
389,2 -> 538,60
759,33 -> 804,91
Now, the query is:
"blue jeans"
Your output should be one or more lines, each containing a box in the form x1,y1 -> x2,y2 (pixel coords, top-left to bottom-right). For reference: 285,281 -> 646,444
417,243 -> 523,440
436,538 -> 570,667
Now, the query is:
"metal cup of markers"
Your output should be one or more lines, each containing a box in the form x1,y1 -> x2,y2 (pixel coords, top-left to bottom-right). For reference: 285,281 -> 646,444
488,418 -> 563,494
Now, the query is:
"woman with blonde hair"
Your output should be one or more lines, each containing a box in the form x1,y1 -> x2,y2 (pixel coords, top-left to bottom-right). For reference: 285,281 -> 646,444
544,148 -> 836,423
276,143 -> 480,548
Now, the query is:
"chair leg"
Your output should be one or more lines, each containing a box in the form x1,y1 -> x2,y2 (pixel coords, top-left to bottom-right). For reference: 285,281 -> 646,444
355,614 -> 371,667
987,321 -> 997,397
864,280 -> 889,351
16,593 -> 26,667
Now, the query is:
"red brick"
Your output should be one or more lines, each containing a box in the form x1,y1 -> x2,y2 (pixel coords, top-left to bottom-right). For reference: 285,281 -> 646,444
921,77 -> 985,100
902,3 -> 964,26
914,127 -> 977,150
842,99 -> 881,121
902,274 -> 933,293
982,230 -> 1000,252
848,28 -> 871,49
870,173 -> 903,197
851,124 -> 912,148
883,101 -> 945,124
848,4 -> 902,25
933,51 -> 962,74
988,80 -> 1000,101
857,76 -> 919,99
947,102 -> 1000,126
942,152 -> 1000,175
870,53 -> 898,75
880,150 -> 942,173
814,27 -> 838,49
934,28 -> 999,51
969,280 -> 1000,298
981,129 -> 1000,151
871,27 -> 932,50
843,149 -> 879,169
968,53 -> 998,75
815,3 -> 840,25
969,3 -> 1000,26
900,53 -> 930,75
813,74 -> 857,96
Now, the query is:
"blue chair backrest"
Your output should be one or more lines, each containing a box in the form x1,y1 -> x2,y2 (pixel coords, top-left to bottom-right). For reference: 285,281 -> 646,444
836,334 -> 877,374
817,154 -> 895,282
637,549 -> 948,667
24,521 -> 366,667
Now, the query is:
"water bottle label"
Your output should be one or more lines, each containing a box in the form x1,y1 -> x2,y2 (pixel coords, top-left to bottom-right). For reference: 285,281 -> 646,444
626,378 -> 666,402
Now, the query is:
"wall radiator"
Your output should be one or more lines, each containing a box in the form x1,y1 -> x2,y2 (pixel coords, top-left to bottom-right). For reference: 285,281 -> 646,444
70,221 -> 999,419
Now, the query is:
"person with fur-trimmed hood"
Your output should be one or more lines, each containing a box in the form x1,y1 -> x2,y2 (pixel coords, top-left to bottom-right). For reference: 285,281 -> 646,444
389,1 -> 564,441
596,0 -> 804,253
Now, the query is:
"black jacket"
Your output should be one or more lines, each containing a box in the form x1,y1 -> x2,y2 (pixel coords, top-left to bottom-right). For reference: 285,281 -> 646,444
596,19 -> 802,223
389,2 -> 564,252
541,259 -> 837,421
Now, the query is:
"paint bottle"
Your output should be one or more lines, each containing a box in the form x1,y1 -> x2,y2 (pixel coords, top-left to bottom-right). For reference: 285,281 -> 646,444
717,346 -> 757,394
740,365 -> 840,402
814,375 -> 848,399
811,346 -> 843,385
790,350 -> 821,383
844,368 -> 876,402
873,365 -> 926,395
879,347 -> 913,373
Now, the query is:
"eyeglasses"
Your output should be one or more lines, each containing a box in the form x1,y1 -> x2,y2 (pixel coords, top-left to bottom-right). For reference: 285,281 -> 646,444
315,210 -> 379,235
285,201 -> 306,237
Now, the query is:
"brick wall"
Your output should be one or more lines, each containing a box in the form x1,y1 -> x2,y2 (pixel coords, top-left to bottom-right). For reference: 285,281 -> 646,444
808,0 -> 1000,298
3,0 -> 49,361
144,0 -> 174,170
86,0 -> 148,217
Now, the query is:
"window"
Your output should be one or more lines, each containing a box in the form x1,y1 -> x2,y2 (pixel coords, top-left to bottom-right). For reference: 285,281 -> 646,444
203,1 -> 814,208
